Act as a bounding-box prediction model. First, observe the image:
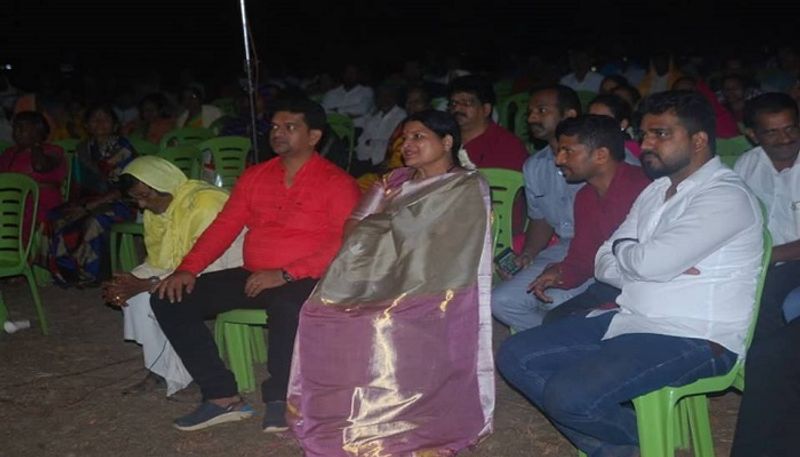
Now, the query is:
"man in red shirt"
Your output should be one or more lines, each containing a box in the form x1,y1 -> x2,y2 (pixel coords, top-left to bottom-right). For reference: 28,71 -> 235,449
529,115 -> 649,315
152,98 -> 361,432
448,75 -> 529,170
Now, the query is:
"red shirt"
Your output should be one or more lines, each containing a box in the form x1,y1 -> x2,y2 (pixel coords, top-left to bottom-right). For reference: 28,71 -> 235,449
464,122 -> 529,171
178,153 -> 361,279
558,162 -> 650,288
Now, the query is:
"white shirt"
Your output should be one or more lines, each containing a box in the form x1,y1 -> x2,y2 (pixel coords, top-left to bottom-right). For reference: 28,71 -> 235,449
559,71 -> 604,93
735,146 -> 800,246
595,157 -> 764,355
321,84 -> 375,128
355,105 -> 407,164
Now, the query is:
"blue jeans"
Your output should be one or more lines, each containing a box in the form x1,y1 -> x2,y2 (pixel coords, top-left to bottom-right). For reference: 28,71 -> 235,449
782,286 -> 800,323
496,313 -> 737,457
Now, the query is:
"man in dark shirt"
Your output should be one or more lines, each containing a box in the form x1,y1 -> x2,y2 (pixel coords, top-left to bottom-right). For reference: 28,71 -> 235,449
152,98 -> 361,432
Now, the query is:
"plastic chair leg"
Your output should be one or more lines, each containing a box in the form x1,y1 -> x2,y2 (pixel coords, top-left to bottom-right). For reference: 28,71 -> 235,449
633,390 -> 674,457
23,267 -> 48,335
250,326 -> 267,363
674,399 -> 691,450
110,230 -> 119,273
0,291 -> 7,324
224,322 -> 255,392
686,395 -> 715,457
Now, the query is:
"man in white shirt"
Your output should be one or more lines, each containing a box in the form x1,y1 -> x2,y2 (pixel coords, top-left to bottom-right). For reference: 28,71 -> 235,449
735,92 -> 800,340
354,85 -> 406,167
321,64 -> 374,129
731,93 -> 800,456
559,49 -> 604,93
497,90 -> 764,457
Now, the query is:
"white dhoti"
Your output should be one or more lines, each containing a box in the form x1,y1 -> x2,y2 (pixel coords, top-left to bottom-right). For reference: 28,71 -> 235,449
123,291 -> 192,396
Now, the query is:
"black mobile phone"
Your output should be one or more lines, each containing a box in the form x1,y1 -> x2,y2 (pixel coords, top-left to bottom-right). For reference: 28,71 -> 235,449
494,247 -> 522,276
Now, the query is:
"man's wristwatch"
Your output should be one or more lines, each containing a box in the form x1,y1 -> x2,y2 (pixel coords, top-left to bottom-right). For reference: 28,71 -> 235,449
281,269 -> 295,283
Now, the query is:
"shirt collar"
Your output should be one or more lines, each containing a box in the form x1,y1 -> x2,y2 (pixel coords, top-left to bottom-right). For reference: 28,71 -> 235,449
672,155 -> 724,193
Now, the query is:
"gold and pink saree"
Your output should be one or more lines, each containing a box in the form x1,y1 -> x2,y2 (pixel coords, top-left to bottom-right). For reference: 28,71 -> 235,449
288,167 -> 494,456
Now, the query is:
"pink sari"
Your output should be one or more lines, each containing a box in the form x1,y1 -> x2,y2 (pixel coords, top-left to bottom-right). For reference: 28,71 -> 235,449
288,168 -> 494,456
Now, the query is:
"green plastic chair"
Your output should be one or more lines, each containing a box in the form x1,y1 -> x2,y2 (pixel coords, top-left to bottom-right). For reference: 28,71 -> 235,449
717,135 -> 752,168
214,309 -> 268,393
0,139 -> 11,153
159,127 -> 214,151
494,79 -> 515,104
197,136 -> 250,189
0,173 -> 48,334
159,145 -> 200,179
577,229 -> 772,457
576,90 -> 598,111
52,138 -> 81,156
480,168 -> 524,257
327,113 -> 355,172
497,93 -> 531,143
128,136 -> 159,156
109,222 -> 144,273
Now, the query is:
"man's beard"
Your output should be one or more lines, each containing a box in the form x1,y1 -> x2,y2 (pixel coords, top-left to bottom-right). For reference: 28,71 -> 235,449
640,150 -> 691,180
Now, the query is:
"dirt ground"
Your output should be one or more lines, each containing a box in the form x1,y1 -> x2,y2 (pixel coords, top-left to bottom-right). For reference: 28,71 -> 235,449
0,281 -> 740,457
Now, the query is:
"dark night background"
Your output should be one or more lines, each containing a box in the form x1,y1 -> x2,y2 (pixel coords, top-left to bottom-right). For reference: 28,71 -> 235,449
3,0 -> 800,91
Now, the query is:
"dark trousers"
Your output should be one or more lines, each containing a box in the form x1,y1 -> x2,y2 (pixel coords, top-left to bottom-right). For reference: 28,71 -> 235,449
151,268 -> 317,403
732,318 -> 800,457
752,260 -> 800,344
542,282 -> 621,325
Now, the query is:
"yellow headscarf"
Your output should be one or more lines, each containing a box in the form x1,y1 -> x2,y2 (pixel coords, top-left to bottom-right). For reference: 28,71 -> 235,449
122,156 -> 229,270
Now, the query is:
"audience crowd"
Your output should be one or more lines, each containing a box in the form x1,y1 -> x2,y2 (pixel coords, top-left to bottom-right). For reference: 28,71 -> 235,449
3,44 -> 800,456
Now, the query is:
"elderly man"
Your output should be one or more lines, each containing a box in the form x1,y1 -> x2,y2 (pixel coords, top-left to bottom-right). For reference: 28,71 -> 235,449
152,98 -> 361,432
498,91 -> 764,457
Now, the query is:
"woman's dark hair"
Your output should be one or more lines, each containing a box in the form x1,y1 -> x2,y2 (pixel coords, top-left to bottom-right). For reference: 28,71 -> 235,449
13,111 -> 50,141
402,109 -> 462,155
612,84 -> 642,107
588,94 -> 633,124
138,93 -> 172,119
83,104 -> 120,131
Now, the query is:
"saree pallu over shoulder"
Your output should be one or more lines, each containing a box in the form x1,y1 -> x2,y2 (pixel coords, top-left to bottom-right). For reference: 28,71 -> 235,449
288,170 -> 495,457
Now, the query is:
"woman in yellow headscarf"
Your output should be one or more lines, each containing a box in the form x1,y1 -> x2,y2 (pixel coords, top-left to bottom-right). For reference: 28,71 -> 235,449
102,155 -> 243,396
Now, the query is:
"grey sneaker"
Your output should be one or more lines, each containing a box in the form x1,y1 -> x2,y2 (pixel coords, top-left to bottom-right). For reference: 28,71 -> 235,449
262,401 -> 289,433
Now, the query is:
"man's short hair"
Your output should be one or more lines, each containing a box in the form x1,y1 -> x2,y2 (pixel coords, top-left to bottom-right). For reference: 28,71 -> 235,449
529,84 -> 583,116
271,97 -> 328,132
743,92 -> 799,130
555,114 -> 626,162
638,90 -> 717,152
447,75 -> 496,106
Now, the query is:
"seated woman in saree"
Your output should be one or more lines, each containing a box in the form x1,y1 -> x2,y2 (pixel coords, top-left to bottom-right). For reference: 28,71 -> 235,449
101,156 -> 243,396
0,111 -> 67,241
287,110 -> 494,456
45,104 -> 138,286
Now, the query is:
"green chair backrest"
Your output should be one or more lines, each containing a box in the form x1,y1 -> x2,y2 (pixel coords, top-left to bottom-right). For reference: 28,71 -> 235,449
717,135 -> 752,167
326,113 -> 355,171
208,116 -> 229,136
52,138 -> 81,156
198,136 -> 251,189
128,136 -> 159,156
0,139 -> 11,153
159,127 -> 214,151
494,79 -> 515,103
576,90 -> 597,111
479,168 -> 524,256
0,173 -> 39,269
159,145 -> 200,179
497,93 -> 530,143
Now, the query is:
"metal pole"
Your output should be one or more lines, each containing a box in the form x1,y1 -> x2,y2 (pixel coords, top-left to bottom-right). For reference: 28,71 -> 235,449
239,0 -> 259,163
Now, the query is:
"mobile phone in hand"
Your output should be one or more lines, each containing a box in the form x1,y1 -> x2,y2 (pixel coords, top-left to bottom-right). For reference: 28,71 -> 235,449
494,247 -> 522,277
